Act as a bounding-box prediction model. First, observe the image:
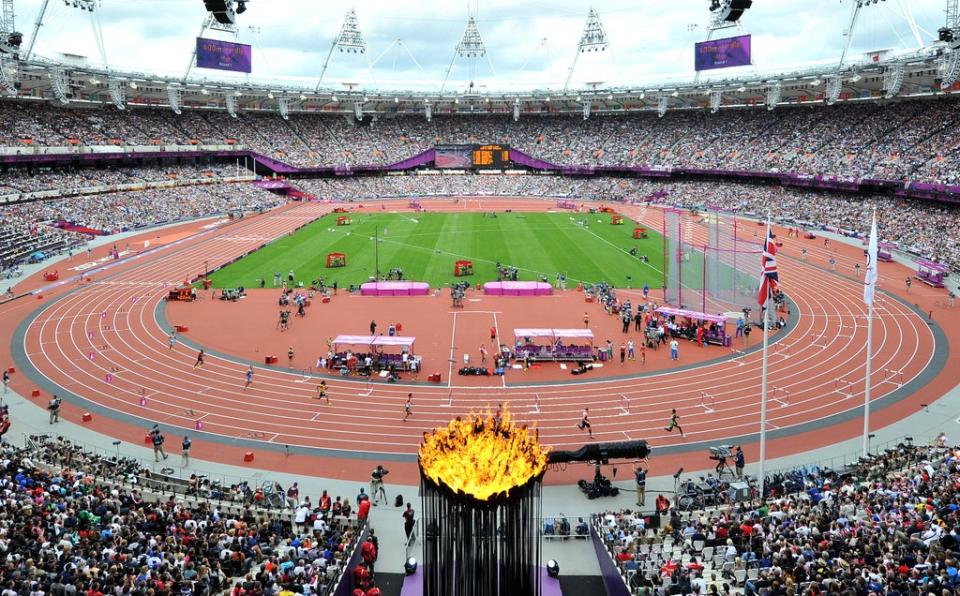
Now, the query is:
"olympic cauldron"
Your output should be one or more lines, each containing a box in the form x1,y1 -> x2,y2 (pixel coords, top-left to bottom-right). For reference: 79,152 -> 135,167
418,408 -> 548,596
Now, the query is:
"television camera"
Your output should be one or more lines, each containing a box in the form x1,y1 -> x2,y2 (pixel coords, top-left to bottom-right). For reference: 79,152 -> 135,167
548,440 -> 650,499
709,444 -> 735,476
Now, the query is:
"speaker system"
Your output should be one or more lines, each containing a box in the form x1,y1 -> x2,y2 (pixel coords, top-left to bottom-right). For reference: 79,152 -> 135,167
725,0 -> 753,22
712,0 -> 753,23
202,0 -> 236,25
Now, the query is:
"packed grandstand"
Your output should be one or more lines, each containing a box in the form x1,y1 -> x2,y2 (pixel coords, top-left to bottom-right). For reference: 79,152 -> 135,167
2,100 -> 960,275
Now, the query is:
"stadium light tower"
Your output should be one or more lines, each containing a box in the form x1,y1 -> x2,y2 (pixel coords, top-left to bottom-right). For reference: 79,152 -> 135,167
564,7 -> 609,91
838,0 -> 923,71
25,0 -> 107,67
0,0 -> 20,97
316,8 -> 370,91
0,0 -> 22,56
441,6 -> 495,94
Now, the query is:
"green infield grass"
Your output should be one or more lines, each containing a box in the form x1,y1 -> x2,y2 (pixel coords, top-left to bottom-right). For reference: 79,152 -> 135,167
209,211 -> 666,290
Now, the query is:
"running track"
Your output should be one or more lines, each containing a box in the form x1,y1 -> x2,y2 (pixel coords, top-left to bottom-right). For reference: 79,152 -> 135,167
4,199 -> 948,483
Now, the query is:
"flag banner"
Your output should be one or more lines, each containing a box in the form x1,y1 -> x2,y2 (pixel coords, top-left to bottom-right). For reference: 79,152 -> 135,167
864,214 -> 878,306
758,224 -> 779,305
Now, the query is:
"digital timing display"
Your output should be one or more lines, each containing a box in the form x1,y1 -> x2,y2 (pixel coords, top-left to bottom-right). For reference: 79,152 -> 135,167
472,144 -> 510,169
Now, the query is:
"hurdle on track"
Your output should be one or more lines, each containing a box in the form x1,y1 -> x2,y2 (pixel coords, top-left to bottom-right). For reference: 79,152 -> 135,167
700,391 -> 715,413
357,378 -> 374,397
836,323 -> 856,339
619,394 -> 630,416
296,366 -> 312,382
810,334 -> 829,349
530,394 -> 541,414
834,378 -> 854,398
729,349 -> 747,367
773,342 -> 792,358
883,368 -> 904,387
444,388 -> 454,407
771,386 -> 790,407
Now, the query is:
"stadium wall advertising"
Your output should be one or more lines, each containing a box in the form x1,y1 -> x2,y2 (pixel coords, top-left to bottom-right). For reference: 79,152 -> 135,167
196,38 -> 252,73
694,34 -> 751,71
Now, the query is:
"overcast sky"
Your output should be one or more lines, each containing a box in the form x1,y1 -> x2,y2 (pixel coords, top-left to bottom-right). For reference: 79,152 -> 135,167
10,0 -> 951,91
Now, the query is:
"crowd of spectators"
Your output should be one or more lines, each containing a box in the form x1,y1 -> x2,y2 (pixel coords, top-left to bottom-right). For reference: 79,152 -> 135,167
6,97 -> 960,184
598,440 -> 960,595
0,165 -> 240,198
0,434 -> 369,595
1,182 -> 280,275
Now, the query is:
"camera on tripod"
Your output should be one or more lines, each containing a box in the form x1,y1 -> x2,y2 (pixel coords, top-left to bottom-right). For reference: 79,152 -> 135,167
709,444 -> 734,475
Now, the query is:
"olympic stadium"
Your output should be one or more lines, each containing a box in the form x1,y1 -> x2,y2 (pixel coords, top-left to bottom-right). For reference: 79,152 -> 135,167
1,0 -> 960,594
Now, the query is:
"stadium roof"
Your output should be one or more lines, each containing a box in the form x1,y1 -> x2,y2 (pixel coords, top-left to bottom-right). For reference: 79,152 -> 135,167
1,0 -> 959,116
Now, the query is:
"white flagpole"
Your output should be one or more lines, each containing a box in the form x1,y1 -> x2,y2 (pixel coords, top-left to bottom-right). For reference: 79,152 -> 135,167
758,221 -> 771,500
863,296 -> 874,457
863,208 -> 878,457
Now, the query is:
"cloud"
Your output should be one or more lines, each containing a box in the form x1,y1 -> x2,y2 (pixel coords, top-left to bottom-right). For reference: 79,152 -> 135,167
11,0 -> 947,90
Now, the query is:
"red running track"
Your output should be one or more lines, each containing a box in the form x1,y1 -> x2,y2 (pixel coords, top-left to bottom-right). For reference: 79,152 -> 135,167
3,199 -> 950,485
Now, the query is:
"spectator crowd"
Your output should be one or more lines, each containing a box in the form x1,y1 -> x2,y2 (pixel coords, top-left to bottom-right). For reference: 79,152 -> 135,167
0,165 -> 240,199
0,434 -> 373,595
598,440 -> 960,595
4,97 -> 960,184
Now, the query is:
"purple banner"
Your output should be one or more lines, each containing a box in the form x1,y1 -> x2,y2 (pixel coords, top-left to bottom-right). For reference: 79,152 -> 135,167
695,34 -> 751,71
196,37 -> 252,73
509,147 -> 560,170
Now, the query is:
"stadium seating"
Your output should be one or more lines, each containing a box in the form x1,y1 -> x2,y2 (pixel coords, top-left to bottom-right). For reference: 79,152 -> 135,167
4,97 -> 960,183
1,434 -> 367,595
595,442 -> 960,595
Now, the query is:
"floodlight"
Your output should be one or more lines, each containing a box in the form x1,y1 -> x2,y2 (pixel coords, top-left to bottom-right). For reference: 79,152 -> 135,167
404,557 -> 418,575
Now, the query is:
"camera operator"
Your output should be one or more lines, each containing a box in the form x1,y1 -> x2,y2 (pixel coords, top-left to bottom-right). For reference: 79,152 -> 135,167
370,464 -> 389,506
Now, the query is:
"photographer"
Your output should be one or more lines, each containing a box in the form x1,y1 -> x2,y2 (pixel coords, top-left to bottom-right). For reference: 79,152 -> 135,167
370,464 -> 389,506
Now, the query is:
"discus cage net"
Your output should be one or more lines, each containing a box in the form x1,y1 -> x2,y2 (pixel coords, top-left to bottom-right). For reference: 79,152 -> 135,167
663,206 -> 760,313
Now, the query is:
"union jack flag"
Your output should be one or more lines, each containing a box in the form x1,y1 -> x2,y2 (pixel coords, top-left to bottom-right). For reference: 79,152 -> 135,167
758,225 -> 779,306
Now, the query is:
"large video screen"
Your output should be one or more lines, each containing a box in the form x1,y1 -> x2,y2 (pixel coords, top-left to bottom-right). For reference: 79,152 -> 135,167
435,144 -> 475,169
694,34 -> 751,71
196,37 -> 252,73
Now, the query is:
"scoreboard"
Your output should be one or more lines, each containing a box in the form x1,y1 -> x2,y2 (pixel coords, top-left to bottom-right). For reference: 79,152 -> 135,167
471,144 -> 510,169
435,144 -> 511,169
